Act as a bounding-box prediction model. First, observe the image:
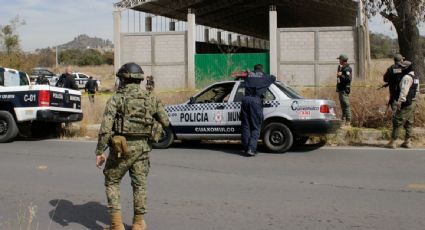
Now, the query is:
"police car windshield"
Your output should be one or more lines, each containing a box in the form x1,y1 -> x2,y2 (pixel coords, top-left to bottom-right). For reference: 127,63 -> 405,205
274,82 -> 303,99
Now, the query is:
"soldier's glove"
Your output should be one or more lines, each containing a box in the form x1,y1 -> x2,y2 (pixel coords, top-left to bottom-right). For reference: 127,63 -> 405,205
150,121 -> 164,143
111,135 -> 129,158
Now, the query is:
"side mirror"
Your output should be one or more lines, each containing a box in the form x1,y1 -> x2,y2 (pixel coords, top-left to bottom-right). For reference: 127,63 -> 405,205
189,96 -> 196,104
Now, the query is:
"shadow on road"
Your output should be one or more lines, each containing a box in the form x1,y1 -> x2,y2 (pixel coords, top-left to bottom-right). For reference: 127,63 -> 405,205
48,199 -> 121,230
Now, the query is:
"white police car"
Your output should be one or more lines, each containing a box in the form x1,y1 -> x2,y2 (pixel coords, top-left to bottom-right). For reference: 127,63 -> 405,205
153,80 -> 341,153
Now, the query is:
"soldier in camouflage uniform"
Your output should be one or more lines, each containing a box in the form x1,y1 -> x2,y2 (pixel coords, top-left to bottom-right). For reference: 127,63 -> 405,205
95,63 -> 169,230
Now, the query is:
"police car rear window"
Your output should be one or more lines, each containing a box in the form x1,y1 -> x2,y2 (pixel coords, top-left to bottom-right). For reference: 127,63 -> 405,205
274,82 -> 303,99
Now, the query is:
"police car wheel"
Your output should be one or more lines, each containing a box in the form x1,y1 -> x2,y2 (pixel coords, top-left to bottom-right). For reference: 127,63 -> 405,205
152,126 -> 174,149
262,123 -> 293,153
0,111 -> 19,143
293,136 -> 309,147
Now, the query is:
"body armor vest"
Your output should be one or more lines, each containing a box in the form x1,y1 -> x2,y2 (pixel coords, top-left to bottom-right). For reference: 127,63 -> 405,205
114,91 -> 154,136
403,74 -> 419,107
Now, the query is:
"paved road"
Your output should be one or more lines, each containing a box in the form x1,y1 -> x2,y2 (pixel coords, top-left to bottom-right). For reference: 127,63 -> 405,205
0,140 -> 424,230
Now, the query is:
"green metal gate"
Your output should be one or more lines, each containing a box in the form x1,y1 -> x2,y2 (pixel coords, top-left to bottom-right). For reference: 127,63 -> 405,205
195,53 -> 269,87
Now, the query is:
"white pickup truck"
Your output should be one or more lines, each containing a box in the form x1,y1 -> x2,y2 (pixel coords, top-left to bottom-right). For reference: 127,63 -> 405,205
0,67 -> 83,142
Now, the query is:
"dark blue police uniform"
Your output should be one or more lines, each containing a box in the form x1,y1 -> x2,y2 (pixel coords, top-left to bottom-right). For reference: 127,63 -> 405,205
241,71 -> 276,156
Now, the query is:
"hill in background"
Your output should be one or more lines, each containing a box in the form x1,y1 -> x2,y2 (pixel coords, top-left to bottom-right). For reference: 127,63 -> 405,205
58,34 -> 113,50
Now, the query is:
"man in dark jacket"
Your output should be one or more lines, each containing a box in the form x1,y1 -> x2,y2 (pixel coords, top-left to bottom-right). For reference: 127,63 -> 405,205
336,54 -> 352,126
383,54 -> 406,111
85,76 -> 98,103
56,66 -> 78,90
240,64 -> 276,157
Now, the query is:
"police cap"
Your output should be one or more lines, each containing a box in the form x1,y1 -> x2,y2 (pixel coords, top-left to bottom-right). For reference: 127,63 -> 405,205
116,62 -> 144,80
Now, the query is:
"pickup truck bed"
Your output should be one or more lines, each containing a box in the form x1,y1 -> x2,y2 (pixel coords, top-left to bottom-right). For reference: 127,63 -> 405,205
0,67 -> 83,142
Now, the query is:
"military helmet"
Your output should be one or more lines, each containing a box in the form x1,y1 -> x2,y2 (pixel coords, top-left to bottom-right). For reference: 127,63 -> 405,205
116,62 -> 144,80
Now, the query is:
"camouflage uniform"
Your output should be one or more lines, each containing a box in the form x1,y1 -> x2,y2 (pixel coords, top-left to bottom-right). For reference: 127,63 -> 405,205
95,84 -> 169,215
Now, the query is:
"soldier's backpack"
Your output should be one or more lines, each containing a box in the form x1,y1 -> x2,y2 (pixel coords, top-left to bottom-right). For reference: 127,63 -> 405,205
115,91 -> 163,142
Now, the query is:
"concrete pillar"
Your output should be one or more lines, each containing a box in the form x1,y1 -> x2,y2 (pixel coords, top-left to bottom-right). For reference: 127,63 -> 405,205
113,9 -> 121,73
145,16 -> 152,32
169,21 -> 176,31
187,8 -> 196,89
269,5 -> 278,76
204,28 -> 209,42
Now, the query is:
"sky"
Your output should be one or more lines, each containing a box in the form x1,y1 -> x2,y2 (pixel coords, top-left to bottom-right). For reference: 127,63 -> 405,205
0,0 -> 424,52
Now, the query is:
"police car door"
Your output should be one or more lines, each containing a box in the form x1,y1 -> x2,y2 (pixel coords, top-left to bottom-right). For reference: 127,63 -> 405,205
174,82 -> 236,139
229,81 -> 278,133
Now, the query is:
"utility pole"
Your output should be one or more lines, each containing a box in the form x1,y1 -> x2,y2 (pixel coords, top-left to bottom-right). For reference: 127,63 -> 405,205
55,46 -> 59,68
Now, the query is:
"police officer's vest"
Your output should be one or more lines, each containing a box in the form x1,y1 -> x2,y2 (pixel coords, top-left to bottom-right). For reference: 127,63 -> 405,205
403,74 -> 419,107
336,64 -> 352,94
385,64 -> 404,102
114,91 -> 156,136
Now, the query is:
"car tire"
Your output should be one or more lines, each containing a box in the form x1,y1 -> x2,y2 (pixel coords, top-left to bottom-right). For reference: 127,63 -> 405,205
293,136 -> 309,147
0,111 -> 19,143
262,122 -> 293,153
152,126 -> 174,149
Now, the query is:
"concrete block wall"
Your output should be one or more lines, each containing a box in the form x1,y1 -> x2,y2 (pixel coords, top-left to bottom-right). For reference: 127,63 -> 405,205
279,27 -> 358,87
121,32 -> 187,89
280,32 -> 315,62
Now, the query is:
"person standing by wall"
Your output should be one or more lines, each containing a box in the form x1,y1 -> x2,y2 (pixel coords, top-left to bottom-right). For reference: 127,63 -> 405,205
336,54 -> 352,126
85,76 -> 98,103
387,61 -> 419,149
95,63 -> 169,230
240,64 -> 276,157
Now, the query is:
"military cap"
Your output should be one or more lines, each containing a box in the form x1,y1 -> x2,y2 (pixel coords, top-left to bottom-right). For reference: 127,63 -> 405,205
337,54 -> 349,62
394,54 -> 404,62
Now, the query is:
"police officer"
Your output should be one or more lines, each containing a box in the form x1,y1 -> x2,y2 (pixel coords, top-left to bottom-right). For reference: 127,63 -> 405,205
336,54 -> 352,126
35,74 -> 50,85
383,54 -> 405,111
56,66 -> 78,90
387,61 -> 419,149
85,76 -> 98,103
240,64 -> 276,156
95,62 -> 169,230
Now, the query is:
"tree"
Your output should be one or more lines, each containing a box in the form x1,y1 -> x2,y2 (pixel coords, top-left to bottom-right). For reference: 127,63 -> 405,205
363,0 -> 425,81
0,16 -> 26,54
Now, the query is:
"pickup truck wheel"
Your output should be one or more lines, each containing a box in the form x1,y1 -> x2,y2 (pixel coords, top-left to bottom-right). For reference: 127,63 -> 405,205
262,123 -> 293,153
0,111 -> 19,143
152,126 -> 174,149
